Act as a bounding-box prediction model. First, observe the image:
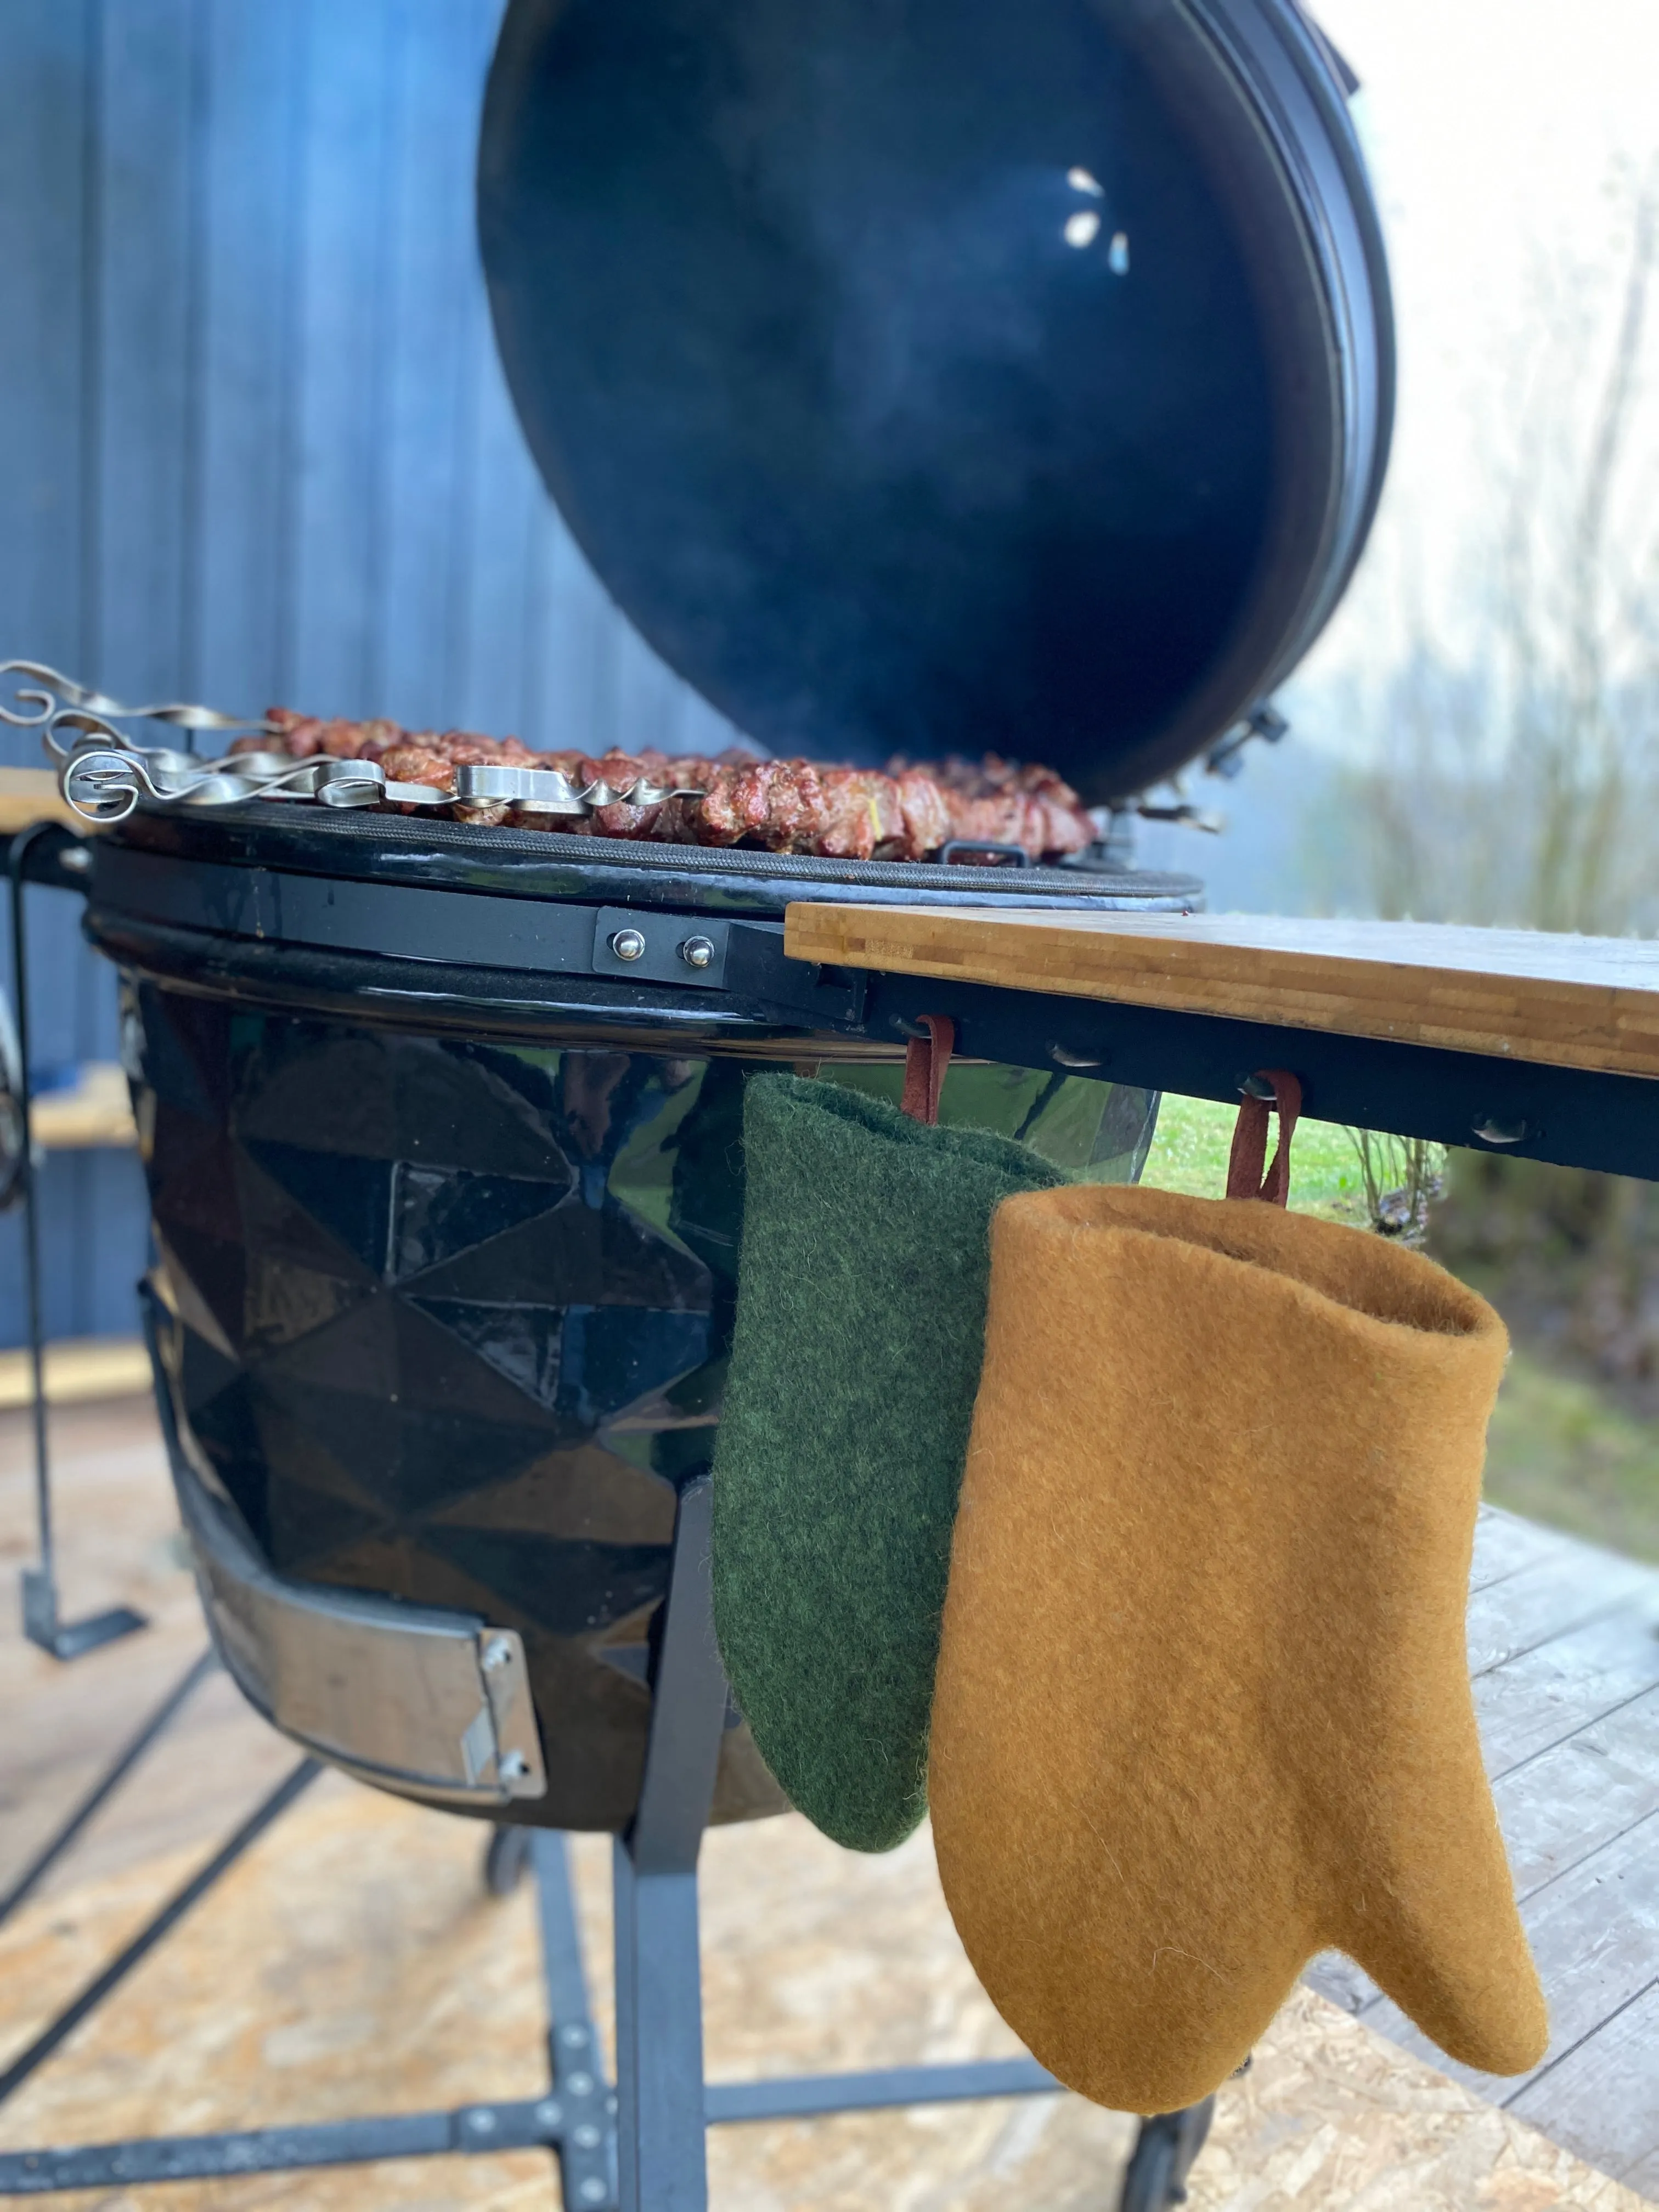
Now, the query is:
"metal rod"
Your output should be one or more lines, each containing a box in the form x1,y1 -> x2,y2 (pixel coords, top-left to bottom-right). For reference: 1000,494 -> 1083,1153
614,1475 -> 728,2212
7,823 -> 144,1661
0,2096 -> 565,2193
533,1830 -> 597,2033
0,1759 -> 319,2109
704,2057 -> 1063,2124
8,824 -> 55,1606
0,1648 -> 217,1929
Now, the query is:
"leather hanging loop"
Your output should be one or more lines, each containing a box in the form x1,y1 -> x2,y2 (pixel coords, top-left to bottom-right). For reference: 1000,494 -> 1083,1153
900,1015 -> 955,1126
1227,1070 -> 1302,1206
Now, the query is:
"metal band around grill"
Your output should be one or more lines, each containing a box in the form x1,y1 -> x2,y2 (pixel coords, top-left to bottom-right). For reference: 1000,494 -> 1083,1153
171,1447 -> 548,1805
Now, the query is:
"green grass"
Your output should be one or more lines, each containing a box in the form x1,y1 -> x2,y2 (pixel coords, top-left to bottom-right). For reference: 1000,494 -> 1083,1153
1142,1092 -> 1368,1220
1482,1354 -> 1659,1564
1141,1094 -> 1659,1564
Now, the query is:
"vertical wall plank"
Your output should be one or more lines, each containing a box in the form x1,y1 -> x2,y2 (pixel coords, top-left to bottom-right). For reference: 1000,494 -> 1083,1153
456,318 -> 550,742
92,0 -> 200,706
0,0 -> 91,760
377,0 -> 493,732
288,1 -> 396,715
191,0 -> 308,713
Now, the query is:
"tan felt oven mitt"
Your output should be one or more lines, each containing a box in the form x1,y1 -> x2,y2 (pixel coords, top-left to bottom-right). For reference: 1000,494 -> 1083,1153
929,1182 -> 1548,2115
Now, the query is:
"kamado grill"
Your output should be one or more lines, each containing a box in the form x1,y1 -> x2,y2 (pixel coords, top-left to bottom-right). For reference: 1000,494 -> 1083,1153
8,0 -> 1392,2200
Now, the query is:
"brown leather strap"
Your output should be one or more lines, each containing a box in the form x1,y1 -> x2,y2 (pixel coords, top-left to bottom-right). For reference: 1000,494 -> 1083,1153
901,1015 -> 955,1125
1226,1070 -> 1302,1205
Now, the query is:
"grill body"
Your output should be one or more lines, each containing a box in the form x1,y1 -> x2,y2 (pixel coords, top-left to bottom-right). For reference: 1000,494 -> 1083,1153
99,809 -> 1188,1827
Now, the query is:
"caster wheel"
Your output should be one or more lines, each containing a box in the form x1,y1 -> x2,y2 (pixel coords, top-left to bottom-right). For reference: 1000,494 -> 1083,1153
1119,2095 -> 1215,2211
483,1822 -> 533,1897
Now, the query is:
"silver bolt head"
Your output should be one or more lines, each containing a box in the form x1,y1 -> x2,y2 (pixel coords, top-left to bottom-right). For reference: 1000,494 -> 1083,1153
573,2123 -> 602,2150
580,2181 -> 607,2205
678,935 -> 715,969
535,2099 -> 563,2129
465,2108 -> 498,2134
498,1751 -> 530,1782
482,1636 -> 514,1672
561,2025 -> 589,2047
565,2069 -> 595,2097
610,928 -> 647,962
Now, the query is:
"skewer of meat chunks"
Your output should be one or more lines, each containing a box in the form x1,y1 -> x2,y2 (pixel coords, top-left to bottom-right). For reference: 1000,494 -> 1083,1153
232,712 -> 1100,863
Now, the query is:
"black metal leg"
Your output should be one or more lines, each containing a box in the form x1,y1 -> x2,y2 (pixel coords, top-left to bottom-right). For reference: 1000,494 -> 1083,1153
613,1474 -> 728,2212
613,1854 -> 708,2212
1119,2096 -> 1216,2211
7,822 -> 144,1663
483,1820 -> 534,1897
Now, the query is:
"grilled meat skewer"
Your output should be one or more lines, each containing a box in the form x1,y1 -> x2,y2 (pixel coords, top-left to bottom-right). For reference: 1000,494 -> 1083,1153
239,713 -> 1098,862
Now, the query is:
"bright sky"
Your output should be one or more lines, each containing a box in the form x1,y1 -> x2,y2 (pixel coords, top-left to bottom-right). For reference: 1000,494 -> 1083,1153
1294,0 -> 1659,706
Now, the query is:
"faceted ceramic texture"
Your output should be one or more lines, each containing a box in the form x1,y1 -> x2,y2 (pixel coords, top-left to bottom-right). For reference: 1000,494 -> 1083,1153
130,982 -> 1153,1829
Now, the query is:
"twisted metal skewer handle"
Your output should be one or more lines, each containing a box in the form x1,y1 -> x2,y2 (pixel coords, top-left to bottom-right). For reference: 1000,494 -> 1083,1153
0,661 -> 274,736
25,663 -> 715,823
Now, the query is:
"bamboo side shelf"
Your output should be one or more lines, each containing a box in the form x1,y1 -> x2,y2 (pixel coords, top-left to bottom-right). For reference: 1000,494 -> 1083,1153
783,906 -> 1659,1083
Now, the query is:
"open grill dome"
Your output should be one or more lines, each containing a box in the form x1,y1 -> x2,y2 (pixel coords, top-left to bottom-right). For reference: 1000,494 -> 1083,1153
478,0 -> 1393,803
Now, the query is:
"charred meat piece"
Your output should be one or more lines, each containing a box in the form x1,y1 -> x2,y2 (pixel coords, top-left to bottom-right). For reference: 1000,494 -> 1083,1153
377,744 -> 456,797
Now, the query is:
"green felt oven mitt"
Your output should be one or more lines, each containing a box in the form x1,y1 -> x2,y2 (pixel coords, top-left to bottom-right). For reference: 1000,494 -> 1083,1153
710,1073 -> 1065,1851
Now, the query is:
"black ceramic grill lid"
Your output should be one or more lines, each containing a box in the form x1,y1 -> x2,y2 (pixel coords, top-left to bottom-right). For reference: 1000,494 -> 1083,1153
478,0 -> 1393,803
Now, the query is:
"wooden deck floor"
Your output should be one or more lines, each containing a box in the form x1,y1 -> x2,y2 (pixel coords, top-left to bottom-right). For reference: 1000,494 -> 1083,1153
1307,1505 -> 1659,2194
3,1402 -> 1657,2204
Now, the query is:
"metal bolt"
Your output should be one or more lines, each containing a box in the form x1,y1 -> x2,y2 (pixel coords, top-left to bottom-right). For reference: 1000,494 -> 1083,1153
465,2108 -> 498,2135
678,935 -> 715,970
498,1751 -> 529,1783
566,2070 -> 595,2097
579,2181 -> 607,2205
573,2123 -> 602,2150
57,845 -> 91,875
561,2025 -> 590,2048
536,2098 -> 563,2130
1472,1116 -> 1528,1146
482,1637 -> 514,1672
609,928 -> 647,962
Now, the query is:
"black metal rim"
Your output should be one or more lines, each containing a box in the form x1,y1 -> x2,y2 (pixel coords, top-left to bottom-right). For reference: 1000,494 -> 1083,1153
104,803 -> 1203,918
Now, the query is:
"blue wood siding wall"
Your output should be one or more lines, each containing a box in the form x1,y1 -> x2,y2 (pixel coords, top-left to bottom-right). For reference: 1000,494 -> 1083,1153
0,0 -> 733,1347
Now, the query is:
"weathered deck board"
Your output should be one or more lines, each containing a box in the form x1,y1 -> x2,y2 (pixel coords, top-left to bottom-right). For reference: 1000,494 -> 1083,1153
1468,1506 -> 1568,1594
1496,1687 -> 1659,1895
1304,1507 -> 1659,2188
1509,1976 -> 1659,2180
1466,1543 -> 1655,1676
1476,1604 -> 1659,1775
